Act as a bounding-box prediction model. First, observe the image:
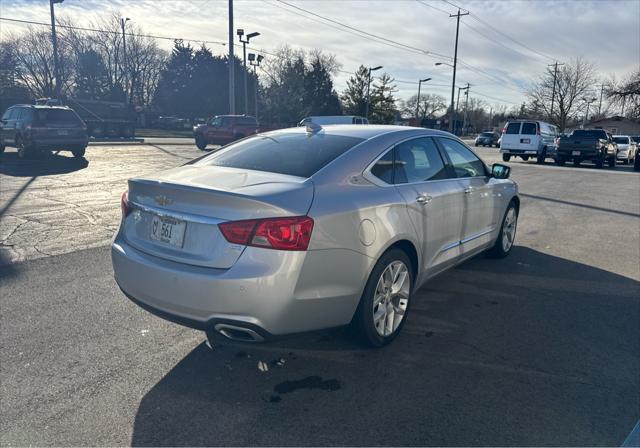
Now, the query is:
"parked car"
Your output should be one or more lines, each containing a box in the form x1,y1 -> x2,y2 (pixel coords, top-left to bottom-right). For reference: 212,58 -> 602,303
0,104 -> 88,159
299,116 -> 369,126
635,148 -> 640,171
613,135 -> 637,164
500,120 -> 559,164
475,131 -> 499,147
193,115 -> 259,150
556,129 -> 618,168
112,125 -> 519,347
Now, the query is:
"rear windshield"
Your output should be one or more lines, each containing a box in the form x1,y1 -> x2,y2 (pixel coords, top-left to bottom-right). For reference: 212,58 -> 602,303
521,122 -> 537,135
36,109 -> 83,126
480,132 -> 494,137
505,122 -> 520,134
196,132 -> 365,177
570,130 -> 607,139
613,137 -> 629,144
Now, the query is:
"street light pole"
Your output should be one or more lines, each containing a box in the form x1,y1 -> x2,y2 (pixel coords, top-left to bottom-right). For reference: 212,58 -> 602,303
228,0 -> 235,114
462,84 -> 470,135
582,97 -> 597,127
415,77 -> 432,124
49,0 -> 64,98
365,65 -> 382,121
121,17 -> 130,103
237,29 -> 260,115
447,8 -> 469,133
249,53 -> 264,119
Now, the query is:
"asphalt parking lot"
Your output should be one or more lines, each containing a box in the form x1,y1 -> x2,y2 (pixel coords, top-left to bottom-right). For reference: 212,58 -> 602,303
1,142 -> 639,446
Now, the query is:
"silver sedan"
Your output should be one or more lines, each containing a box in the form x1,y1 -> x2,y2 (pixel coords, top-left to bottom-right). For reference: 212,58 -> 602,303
112,125 -> 519,346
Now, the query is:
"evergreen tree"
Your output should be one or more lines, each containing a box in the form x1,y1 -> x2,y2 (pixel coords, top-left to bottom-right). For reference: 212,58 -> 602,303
304,55 -> 341,116
341,65 -> 369,117
370,73 -> 398,124
74,50 -> 110,100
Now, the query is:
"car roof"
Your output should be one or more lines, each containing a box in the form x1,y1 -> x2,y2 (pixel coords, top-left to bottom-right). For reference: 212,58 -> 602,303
7,104 -> 72,110
263,124 -> 454,140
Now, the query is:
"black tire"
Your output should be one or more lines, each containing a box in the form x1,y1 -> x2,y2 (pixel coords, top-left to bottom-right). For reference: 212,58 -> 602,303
608,156 -> 616,168
502,153 -> 511,162
555,157 -> 565,166
522,156 -> 529,161
0,144 -> 5,153
537,148 -> 546,164
353,248 -> 413,347
474,143 -> 478,147
595,153 -> 604,169
16,137 -> 33,159
573,158 -> 581,166
634,155 -> 640,171
72,148 -> 86,158
487,201 -> 518,258
195,134 -> 207,150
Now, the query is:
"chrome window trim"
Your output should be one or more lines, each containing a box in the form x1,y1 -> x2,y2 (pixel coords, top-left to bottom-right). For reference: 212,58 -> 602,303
130,201 -> 224,225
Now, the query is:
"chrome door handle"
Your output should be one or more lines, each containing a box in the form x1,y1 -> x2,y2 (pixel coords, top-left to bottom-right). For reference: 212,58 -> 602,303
464,187 -> 473,194
416,194 -> 432,205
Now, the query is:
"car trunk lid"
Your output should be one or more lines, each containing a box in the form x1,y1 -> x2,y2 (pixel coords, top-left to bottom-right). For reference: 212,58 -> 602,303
122,165 -> 314,268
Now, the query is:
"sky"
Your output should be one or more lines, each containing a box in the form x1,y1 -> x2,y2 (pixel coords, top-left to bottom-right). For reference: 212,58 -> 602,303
1,0 -> 639,110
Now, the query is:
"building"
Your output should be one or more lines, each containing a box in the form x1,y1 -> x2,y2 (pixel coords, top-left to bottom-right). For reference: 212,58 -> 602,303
587,116 -> 640,135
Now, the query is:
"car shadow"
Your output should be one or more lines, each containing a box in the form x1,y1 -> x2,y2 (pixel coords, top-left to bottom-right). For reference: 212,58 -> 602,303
130,246 -> 639,446
0,150 -> 89,177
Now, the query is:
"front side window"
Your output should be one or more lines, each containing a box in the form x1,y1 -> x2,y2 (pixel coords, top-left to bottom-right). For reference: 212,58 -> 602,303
394,137 -> 448,184
195,132 -> 365,178
1,109 -> 12,120
505,122 -> 521,134
437,138 -> 487,178
209,117 -> 222,127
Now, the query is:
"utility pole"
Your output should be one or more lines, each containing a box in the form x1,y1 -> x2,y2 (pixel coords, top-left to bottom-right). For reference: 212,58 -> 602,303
462,83 -> 470,135
121,17 -> 130,103
228,0 -> 235,114
548,62 -> 564,121
448,8 -> 468,133
415,77 -> 431,124
365,65 -> 382,121
597,83 -> 605,116
49,0 -> 64,98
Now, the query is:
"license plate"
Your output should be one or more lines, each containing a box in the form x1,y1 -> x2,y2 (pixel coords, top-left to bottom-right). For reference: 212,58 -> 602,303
57,129 -> 69,136
521,138 -> 530,144
150,215 -> 186,247
525,151 -> 537,154
572,150 -> 581,156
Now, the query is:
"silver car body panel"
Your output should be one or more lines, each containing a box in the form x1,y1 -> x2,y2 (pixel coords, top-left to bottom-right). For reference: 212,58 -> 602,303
112,125 -> 518,337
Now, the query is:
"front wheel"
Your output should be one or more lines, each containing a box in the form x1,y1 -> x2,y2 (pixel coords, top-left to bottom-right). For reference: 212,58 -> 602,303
353,249 -> 413,347
595,153 -> 604,169
487,202 -> 518,258
502,153 -> 511,162
195,134 -> 207,150
608,156 -> 616,168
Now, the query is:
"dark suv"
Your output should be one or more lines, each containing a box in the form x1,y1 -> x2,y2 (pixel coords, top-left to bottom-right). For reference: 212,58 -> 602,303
0,104 -> 89,159
193,115 -> 259,150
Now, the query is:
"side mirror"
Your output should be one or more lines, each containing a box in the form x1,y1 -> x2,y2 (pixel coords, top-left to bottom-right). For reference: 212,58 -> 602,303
492,163 -> 511,179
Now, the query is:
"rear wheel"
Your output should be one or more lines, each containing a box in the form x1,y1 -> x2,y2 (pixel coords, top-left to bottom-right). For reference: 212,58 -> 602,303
487,201 -> 518,258
353,248 -> 413,347
634,154 -> 640,171
502,153 -> 511,162
573,158 -> 581,166
537,148 -> 546,164
521,156 -> 529,161
195,134 -> 207,150
555,157 -> 565,166
16,137 -> 34,159
72,147 -> 86,158
595,153 -> 604,169
608,156 -> 616,168
0,144 -> 5,153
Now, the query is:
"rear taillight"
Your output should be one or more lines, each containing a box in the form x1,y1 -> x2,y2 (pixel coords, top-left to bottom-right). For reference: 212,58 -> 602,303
121,190 -> 132,218
219,216 -> 314,251
502,127 -> 506,134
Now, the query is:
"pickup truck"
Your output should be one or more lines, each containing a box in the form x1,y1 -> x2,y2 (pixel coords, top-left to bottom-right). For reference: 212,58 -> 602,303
193,115 -> 259,150
556,129 -> 618,168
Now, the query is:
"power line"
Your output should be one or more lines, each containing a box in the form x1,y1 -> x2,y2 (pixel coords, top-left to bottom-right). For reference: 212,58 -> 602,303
273,0 -> 453,61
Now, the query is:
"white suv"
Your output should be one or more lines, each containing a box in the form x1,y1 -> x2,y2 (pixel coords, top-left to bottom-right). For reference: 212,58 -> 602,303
500,120 -> 559,164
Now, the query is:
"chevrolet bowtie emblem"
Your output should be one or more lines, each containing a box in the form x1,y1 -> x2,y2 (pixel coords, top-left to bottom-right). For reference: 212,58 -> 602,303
154,195 -> 173,206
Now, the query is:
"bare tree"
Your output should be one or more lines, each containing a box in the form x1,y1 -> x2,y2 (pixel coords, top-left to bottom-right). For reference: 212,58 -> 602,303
527,57 -> 597,131
607,69 -> 640,120
401,93 -> 447,120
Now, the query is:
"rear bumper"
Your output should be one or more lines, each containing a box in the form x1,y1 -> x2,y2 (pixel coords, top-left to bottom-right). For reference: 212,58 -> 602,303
111,234 -> 370,338
557,150 -> 600,160
29,138 -> 88,150
500,148 -> 540,156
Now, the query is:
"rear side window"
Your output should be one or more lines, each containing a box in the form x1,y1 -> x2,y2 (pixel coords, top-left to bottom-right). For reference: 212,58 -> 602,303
238,117 -> 257,126
371,150 -> 394,184
36,109 -> 83,126
394,137 -> 448,184
437,138 -> 486,178
521,122 -> 537,135
197,132 -> 365,178
613,137 -> 629,144
505,122 -> 520,134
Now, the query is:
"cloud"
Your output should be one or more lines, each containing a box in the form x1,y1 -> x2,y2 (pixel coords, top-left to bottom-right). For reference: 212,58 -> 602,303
1,0 -> 638,108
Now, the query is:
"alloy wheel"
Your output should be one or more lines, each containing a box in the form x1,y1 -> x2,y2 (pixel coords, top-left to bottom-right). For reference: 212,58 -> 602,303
372,261 -> 410,337
502,207 -> 517,252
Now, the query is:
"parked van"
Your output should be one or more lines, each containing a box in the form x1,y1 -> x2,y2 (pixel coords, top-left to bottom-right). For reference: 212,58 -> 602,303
500,120 -> 559,164
299,116 -> 369,126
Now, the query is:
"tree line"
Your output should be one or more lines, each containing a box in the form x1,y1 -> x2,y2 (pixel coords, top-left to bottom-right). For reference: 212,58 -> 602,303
1,15 -> 638,131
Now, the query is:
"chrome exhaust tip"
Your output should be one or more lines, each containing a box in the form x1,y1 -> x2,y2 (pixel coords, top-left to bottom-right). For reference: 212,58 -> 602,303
214,323 -> 264,342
